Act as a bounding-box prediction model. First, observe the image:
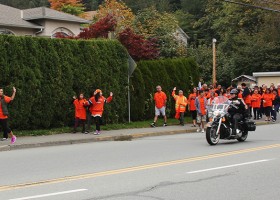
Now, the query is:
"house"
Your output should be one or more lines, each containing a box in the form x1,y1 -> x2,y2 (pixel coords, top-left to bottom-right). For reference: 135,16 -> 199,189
0,4 -> 90,38
253,72 -> 280,86
232,72 -> 280,87
174,27 -> 190,47
232,75 -> 257,88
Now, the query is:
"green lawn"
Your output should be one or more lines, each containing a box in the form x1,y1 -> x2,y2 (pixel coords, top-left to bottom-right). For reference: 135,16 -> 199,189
15,117 -> 192,137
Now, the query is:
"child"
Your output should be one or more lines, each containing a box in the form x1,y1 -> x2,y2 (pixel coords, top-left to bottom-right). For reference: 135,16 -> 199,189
85,89 -> 113,135
195,90 -> 207,133
251,89 -> 261,120
172,87 -> 188,126
72,93 -> 87,133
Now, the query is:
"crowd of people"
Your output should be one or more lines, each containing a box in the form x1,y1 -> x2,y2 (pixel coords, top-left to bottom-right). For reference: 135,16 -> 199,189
0,82 -> 279,143
151,83 -> 280,133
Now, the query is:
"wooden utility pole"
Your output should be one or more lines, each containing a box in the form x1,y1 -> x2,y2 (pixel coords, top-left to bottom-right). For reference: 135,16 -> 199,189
212,38 -> 217,88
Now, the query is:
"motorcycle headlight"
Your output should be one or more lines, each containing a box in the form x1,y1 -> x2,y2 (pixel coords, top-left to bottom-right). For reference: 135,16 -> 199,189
213,110 -> 221,117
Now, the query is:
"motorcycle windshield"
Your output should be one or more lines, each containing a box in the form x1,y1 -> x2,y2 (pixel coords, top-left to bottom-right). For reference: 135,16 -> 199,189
212,96 -> 230,111
212,96 -> 229,105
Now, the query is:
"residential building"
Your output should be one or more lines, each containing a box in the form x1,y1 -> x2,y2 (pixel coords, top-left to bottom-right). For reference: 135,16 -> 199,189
0,4 -> 90,38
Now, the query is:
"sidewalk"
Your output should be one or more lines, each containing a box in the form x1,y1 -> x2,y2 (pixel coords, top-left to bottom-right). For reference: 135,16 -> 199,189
0,120 -> 275,152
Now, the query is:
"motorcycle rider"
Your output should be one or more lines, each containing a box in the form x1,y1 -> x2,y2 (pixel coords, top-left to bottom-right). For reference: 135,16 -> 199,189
228,89 -> 246,136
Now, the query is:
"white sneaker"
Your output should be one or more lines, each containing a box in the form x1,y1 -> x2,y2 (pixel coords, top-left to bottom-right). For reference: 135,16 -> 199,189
197,128 -> 201,132
202,129 -> 205,133
1,138 -> 8,141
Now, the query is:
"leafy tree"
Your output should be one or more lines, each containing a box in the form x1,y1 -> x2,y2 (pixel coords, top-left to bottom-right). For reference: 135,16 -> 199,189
135,7 -> 184,58
118,28 -> 160,61
96,0 -> 135,32
49,0 -> 85,16
78,14 -> 117,38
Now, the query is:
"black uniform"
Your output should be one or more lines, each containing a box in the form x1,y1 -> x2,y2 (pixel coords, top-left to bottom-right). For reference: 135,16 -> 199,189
228,97 -> 246,134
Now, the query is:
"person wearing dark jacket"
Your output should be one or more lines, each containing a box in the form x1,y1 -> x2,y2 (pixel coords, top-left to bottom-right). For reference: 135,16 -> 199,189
0,87 -> 17,143
228,89 -> 246,136
272,89 -> 280,122
241,83 -> 251,118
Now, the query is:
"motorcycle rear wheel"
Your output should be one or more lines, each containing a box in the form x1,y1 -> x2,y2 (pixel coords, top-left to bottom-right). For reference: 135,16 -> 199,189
206,126 -> 220,145
237,130 -> 248,142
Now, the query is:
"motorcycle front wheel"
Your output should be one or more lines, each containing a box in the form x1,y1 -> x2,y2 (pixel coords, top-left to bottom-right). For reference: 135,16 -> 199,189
237,130 -> 248,142
206,126 -> 220,145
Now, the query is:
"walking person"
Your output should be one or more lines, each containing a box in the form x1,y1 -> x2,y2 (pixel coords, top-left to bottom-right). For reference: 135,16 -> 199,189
195,90 -> 207,133
251,89 -> 261,120
262,89 -> 274,121
85,89 -> 113,135
0,86 -> 17,143
188,87 -> 197,127
172,87 -> 188,126
72,93 -> 87,133
151,86 -> 167,127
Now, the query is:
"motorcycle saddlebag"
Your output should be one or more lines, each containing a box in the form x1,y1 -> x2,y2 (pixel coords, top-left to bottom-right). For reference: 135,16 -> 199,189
246,120 -> 256,131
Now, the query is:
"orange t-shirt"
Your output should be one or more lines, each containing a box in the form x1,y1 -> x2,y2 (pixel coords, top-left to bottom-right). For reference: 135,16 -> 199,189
88,96 -> 113,116
154,91 -> 167,109
238,92 -> 242,99
262,93 -> 274,107
278,88 -> 280,96
0,96 -> 11,119
251,94 -> 261,108
188,93 -> 197,111
244,95 -> 252,106
73,99 -> 87,120
199,97 -> 206,115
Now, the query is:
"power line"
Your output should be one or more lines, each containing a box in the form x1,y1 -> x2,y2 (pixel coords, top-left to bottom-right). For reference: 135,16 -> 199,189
224,0 -> 280,13
257,0 -> 280,6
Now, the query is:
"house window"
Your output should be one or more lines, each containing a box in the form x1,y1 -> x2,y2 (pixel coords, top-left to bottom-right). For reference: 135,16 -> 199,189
52,32 -> 70,38
0,29 -> 15,35
51,27 -> 74,38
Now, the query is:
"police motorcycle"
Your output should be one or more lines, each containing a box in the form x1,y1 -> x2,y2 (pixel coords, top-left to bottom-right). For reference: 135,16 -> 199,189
206,96 -> 256,145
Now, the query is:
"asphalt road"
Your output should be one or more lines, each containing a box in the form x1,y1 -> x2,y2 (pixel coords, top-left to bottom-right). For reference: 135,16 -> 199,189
1,123 -> 280,200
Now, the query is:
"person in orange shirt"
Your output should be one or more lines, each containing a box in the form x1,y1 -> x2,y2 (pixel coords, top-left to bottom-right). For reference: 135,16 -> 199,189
151,86 -> 167,127
172,87 -> 188,126
262,89 -> 274,121
204,89 -> 210,99
251,89 -> 261,120
195,90 -> 207,133
85,89 -> 113,135
277,83 -> 280,96
72,93 -> 87,133
188,87 -> 197,127
0,87 -> 17,143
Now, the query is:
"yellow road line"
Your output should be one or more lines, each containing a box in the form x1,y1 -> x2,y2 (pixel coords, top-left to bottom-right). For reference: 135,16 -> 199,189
1,143 -> 280,192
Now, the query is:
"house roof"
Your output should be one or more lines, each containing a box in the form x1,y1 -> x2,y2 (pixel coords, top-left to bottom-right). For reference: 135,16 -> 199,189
232,75 -> 257,82
0,4 -> 43,29
253,72 -> 280,77
177,27 -> 190,39
23,7 -> 90,24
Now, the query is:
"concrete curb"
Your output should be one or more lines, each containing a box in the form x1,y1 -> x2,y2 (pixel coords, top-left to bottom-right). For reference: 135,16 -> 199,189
0,122 -> 274,152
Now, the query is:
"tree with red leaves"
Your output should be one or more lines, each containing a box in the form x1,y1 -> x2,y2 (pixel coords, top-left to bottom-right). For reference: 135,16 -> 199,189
118,28 -> 159,61
56,15 -> 159,61
79,14 -> 117,39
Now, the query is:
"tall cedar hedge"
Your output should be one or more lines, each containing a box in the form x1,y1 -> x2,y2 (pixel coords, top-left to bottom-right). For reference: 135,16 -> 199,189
0,35 -> 199,130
